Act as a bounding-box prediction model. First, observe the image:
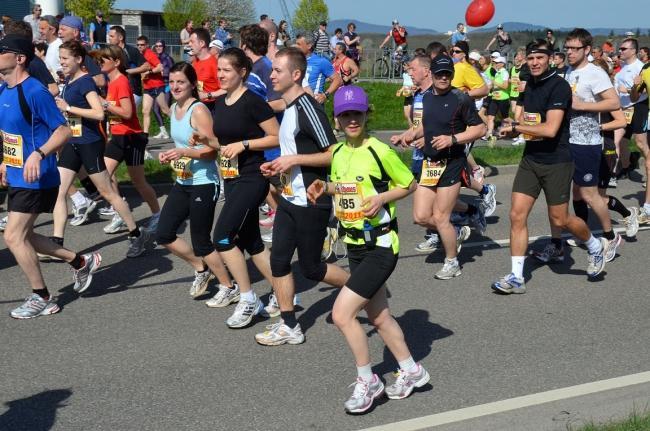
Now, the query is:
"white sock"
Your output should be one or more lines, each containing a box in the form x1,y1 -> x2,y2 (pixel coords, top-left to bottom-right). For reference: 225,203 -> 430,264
585,235 -> 601,255
511,256 -> 525,279
644,203 -> 650,213
71,191 -> 86,208
240,290 -> 256,303
445,257 -> 458,266
398,356 -> 418,373
356,363 -> 374,382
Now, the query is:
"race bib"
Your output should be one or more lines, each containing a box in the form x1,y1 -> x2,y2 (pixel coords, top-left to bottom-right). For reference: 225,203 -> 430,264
412,109 -> 423,128
511,76 -> 520,88
624,107 -> 634,125
219,155 -> 239,179
522,112 -> 543,141
280,170 -> 293,196
171,156 -> 193,180
419,159 -> 446,187
2,131 -> 24,168
68,115 -> 82,137
334,182 -> 364,222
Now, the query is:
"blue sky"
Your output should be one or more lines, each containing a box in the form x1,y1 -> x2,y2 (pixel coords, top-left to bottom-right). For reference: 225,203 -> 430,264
114,0 -> 650,32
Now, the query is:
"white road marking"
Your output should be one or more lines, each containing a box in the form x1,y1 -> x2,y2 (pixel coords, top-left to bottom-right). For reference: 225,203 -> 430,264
357,371 -> 650,431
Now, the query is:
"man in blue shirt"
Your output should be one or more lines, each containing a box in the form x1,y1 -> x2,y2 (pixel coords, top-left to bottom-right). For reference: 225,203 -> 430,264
295,33 -> 342,104
0,35 -> 102,319
451,23 -> 468,46
215,19 -> 233,48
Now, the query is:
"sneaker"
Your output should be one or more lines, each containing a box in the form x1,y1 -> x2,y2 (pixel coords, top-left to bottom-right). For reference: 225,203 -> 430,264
189,270 -> 213,298
0,215 -> 7,232
435,259 -> 461,280
587,237 -> 607,278
72,253 -> 102,293
254,320 -> 306,345
385,363 -> 430,400
471,165 -> 485,183
470,205 -> 487,235
531,243 -> 565,263
566,238 -> 583,248
10,293 -> 60,319
488,135 -> 497,148
608,177 -> 617,188
103,213 -> 126,234
343,375 -> 385,414
98,205 -> 116,218
260,293 -> 301,318
456,226 -> 471,253
226,297 -> 263,328
260,203 -> 271,214
259,210 -> 276,227
321,226 -> 338,261
415,233 -> 439,253
69,199 -> 97,226
152,128 -> 169,140
492,273 -> 526,294
623,207 -> 639,237
126,228 -> 152,258
206,283 -> 241,308
480,184 -> 497,217
261,231 -> 273,243
639,208 -> 650,225
604,233 -> 622,263
512,136 -> 525,146
145,213 -> 160,233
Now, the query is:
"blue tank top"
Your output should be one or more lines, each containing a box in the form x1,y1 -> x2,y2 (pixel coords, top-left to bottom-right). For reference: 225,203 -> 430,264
169,101 -> 219,186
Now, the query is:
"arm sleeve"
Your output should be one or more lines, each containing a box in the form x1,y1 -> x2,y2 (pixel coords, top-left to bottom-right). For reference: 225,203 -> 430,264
545,81 -> 572,111
145,50 -> 161,67
248,92 -> 275,124
321,58 -> 335,78
592,68 -> 614,95
79,76 -> 99,97
298,97 -> 336,150
460,94 -> 484,126
115,78 -> 132,101
381,146 -> 414,189
465,66 -> 486,90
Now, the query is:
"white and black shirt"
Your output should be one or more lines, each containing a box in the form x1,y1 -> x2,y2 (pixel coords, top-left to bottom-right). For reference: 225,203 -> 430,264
279,93 -> 336,208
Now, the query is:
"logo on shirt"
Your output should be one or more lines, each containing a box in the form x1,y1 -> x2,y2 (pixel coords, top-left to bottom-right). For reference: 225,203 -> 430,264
356,176 -> 364,181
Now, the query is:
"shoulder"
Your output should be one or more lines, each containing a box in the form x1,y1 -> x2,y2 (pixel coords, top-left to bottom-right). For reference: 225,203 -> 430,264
450,88 -> 473,105
366,137 -> 391,155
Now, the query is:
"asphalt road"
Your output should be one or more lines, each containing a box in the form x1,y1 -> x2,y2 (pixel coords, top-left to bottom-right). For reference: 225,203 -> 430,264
1,165 -> 649,431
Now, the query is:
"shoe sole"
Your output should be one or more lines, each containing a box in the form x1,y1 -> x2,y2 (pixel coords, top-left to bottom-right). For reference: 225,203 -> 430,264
261,308 -> 281,318
206,293 -> 240,308
255,334 -> 305,346
104,223 -> 127,234
190,273 -> 215,298
435,270 -> 461,280
11,303 -> 61,319
345,384 -> 385,413
491,283 -> 526,294
69,201 -> 97,227
414,246 -> 437,253
386,370 -> 431,400
75,254 -> 102,293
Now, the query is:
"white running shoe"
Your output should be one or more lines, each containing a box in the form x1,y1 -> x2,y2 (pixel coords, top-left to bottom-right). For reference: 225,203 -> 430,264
254,320 -> 305,345
103,213 -> 126,234
385,363 -> 430,400
415,233 -> 439,253
456,225 -> 471,253
70,198 -> 97,226
261,231 -> 273,243
206,283 -> 240,308
226,297 -> 263,328
624,207 -> 639,237
189,270 -> 213,298
604,233 -> 622,263
343,374 -> 385,414
0,215 -> 7,232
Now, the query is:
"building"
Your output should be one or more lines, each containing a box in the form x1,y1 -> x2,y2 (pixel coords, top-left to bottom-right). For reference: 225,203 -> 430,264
4,0 -> 63,21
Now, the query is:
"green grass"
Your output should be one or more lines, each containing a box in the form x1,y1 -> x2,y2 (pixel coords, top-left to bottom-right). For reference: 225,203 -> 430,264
571,409 -> 650,431
396,146 -> 524,168
114,159 -> 174,184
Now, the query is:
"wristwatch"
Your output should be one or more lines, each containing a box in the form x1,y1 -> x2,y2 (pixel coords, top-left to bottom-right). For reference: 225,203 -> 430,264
36,148 -> 46,159
451,135 -> 458,145
511,121 -> 520,133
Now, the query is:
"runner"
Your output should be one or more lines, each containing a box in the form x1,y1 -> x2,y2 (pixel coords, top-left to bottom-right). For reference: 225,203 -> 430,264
254,47 -> 349,345
629,49 -> 650,225
155,62 -> 238,300
492,39 -> 609,294
51,41 -> 152,258
136,35 -> 170,138
531,29 -> 623,264
553,51 -> 568,78
486,56 -> 510,140
208,48 -> 279,328
393,54 -> 486,280
190,28 -> 225,112
332,43 -> 359,85
39,15 -> 62,81
509,48 -> 528,145
295,33 -> 342,103
305,85 -> 429,413
0,35 -> 101,318
107,25 -> 146,108
96,45 -> 160,248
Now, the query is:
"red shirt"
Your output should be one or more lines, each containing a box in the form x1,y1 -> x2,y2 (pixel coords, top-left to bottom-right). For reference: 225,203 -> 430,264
107,74 -> 142,135
391,27 -> 407,45
142,47 -> 165,90
193,55 -> 220,102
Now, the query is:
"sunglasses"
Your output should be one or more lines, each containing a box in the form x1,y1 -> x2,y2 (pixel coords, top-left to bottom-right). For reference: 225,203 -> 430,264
452,49 -> 464,54
433,71 -> 453,78
619,47 -> 631,51
155,45 -> 163,47
136,43 -> 146,47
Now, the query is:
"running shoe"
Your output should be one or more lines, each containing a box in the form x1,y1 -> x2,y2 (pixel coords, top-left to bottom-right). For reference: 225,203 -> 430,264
456,226 -> 471,254
0,215 -> 7,232
604,234 -> 622,263
260,203 -> 271,214
623,207 -> 639,238
385,363 -> 430,400
70,198 -> 97,226
145,213 -> 160,233
639,208 -> 650,225
470,205 -> 487,235
343,374 -> 385,414
103,213 -> 126,234
471,165 -> 485,183
492,273 -> 526,294
226,297 -> 263,328
261,231 -> 273,243
259,210 -> 276,228
321,226 -> 338,261
566,238 -> 584,248
487,134 -> 497,148
10,293 -> 60,319
435,259 -> 461,280
511,136 -> 525,146
415,233 -> 439,253
206,283 -> 240,308
72,252 -> 102,293
261,293 -> 301,318
531,243 -> 565,263
189,270 -> 213,298
152,127 -> 169,140
587,237 -> 607,278
480,184 -> 497,217
98,205 -> 116,218
254,320 -> 305,345
126,228 -> 152,258
608,177 -> 617,188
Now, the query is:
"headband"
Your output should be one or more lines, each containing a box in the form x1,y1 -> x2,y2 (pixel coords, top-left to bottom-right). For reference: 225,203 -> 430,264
526,47 -> 553,56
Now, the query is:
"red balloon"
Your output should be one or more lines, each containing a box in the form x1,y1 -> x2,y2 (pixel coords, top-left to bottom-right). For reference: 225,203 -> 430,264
465,0 -> 495,27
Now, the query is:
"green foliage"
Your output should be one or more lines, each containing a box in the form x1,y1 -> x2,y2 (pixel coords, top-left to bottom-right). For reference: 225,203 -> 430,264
64,0 -> 114,25
570,408 -> 650,431
209,0 -> 256,31
292,0 -> 328,35
162,0 -> 208,32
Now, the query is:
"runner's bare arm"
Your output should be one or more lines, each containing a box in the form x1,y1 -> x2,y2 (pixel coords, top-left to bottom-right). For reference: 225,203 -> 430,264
512,109 -> 565,139
600,109 -> 627,132
23,124 -> 72,183
572,87 -> 620,112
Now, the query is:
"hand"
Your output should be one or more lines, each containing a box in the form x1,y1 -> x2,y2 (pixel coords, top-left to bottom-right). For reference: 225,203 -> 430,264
160,148 -> 185,162
361,194 -> 384,218
23,152 -> 41,183
315,93 -> 327,104
260,161 -> 275,177
188,132 -> 216,149
306,179 -> 325,204
498,118 -> 515,138
55,97 -> 69,112
158,152 -> 169,164
269,155 -> 296,174
221,143 -> 244,159
412,137 -> 425,149
0,163 -> 6,187
633,75 -> 642,86
431,135 -> 453,150
572,94 -> 586,111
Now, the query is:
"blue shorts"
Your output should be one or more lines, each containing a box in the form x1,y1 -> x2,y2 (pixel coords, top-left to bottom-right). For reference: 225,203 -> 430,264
570,144 -> 601,187
144,86 -> 166,98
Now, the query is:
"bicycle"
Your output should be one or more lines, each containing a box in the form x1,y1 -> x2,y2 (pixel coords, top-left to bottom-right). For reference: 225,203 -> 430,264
372,47 -> 409,79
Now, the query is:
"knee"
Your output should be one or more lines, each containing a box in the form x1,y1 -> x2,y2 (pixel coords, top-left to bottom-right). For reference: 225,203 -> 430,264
3,229 -> 21,249
549,213 -> 568,229
156,232 -> 176,247
509,209 -> 527,227
431,212 -> 449,228
299,260 -> 326,281
270,257 -> 291,278
368,308 -> 391,329
413,210 -> 430,227
331,306 -> 354,329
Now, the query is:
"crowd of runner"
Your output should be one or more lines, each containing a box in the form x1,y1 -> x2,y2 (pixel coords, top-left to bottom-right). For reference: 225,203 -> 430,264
1,12 -> 649,414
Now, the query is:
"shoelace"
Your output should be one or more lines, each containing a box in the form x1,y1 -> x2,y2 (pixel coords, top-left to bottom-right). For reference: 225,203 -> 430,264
214,286 -> 231,301
349,378 -> 370,399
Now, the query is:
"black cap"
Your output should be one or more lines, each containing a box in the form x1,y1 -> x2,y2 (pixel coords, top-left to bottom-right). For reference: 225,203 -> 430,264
320,21 -> 327,26
430,54 -> 455,74
0,34 -> 34,61
454,40 -> 469,56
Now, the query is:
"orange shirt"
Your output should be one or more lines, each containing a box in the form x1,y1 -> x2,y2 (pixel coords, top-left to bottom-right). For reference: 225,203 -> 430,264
193,55 -> 220,102
142,48 -> 165,90
107,74 -> 142,135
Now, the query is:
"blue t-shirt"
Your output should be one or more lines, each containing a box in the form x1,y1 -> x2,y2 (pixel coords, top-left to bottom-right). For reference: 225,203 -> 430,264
247,56 -> 282,161
0,77 -> 66,189
62,74 -> 103,145
303,53 -> 334,94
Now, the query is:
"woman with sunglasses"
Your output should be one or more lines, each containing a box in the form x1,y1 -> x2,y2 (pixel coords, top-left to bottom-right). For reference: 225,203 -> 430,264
52,40 -> 151,258
151,40 -> 174,140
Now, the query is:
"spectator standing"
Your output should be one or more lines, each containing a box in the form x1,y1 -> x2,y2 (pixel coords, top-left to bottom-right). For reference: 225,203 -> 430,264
215,19 -> 233,48
312,21 -> 330,57
152,40 -> 173,139
88,10 -> 108,49
39,15 -> 62,80
277,20 -> 290,48
330,28 -> 343,52
344,23 -> 361,64
486,24 -> 512,57
180,20 -> 193,62
451,23 -> 468,45
23,4 -> 42,41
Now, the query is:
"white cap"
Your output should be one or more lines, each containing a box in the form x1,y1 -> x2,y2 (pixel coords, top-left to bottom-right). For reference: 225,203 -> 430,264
490,51 -> 500,58
469,51 -> 482,61
495,56 -> 506,64
209,39 -> 224,50
624,31 -> 635,37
